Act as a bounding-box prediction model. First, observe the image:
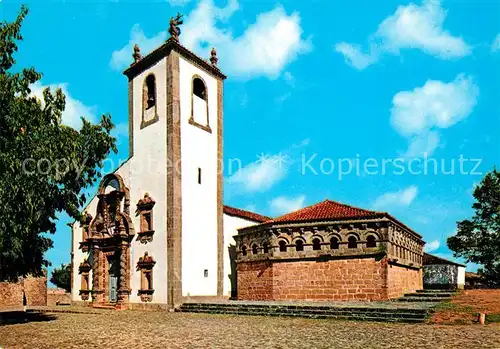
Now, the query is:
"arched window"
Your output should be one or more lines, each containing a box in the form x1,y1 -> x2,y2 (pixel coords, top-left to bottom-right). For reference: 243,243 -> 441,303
141,75 -> 159,128
295,240 -> 304,252
279,240 -> 287,252
348,236 -> 358,249
252,244 -> 259,255
366,235 -> 377,248
193,78 -> 207,100
312,238 -> 322,251
263,243 -> 269,254
145,75 -> 156,109
330,237 -> 340,249
241,246 -> 247,256
191,76 -> 210,131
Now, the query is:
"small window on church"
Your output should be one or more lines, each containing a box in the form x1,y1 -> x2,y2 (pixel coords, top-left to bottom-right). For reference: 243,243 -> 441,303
366,235 -> 377,248
348,236 -> 358,249
145,75 -> 156,109
193,78 -> 207,100
252,244 -> 259,255
279,240 -> 287,252
198,168 -> 202,184
295,240 -> 304,252
313,238 -> 321,251
330,237 -> 339,250
241,246 -> 247,256
263,243 -> 269,254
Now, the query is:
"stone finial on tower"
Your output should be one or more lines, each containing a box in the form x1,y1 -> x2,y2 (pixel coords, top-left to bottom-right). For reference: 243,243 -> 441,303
169,13 -> 184,41
132,44 -> 142,63
210,47 -> 218,67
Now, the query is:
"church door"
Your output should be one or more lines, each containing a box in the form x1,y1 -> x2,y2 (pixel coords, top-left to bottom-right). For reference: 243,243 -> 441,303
108,255 -> 118,303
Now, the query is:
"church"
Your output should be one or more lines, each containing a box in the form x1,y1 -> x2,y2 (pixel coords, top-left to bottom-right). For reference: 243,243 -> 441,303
70,20 -> 425,309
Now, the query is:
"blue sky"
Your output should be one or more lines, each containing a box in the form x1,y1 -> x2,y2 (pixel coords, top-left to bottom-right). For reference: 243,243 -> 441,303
2,0 -> 499,276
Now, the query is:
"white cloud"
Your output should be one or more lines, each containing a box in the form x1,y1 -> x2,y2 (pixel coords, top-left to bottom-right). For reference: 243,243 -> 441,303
113,1 -> 310,79
334,43 -> 378,70
183,0 -> 311,79
424,240 -> 440,252
492,34 -> 500,52
30,81 -> 96,129
226,155 -> 288,193
270,195 -> 306,215
404,131 -> 441,158
225,138 -> 309,196
391,74 -> 479,156
336,0 -> 471,69
373,185 -> 418,210
110,24 -> 167,71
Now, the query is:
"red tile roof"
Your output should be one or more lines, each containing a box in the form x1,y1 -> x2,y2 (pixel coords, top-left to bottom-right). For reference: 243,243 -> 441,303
223,205 -> 271,223
423,253 -> 466,267
267,199 -> 382,223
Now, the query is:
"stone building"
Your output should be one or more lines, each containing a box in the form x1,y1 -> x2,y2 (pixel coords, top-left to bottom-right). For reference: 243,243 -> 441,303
70,29 -> 263,309
234,200 -> 425,301
423,253 -> 465,290
71,20 -> 427,309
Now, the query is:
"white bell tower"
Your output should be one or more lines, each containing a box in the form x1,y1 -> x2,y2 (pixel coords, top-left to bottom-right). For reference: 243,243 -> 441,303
123,36 -> 226,308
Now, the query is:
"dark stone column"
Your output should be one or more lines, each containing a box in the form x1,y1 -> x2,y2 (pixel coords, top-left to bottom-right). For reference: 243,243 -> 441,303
117,240 -> 130,306
91,244 -> 103,303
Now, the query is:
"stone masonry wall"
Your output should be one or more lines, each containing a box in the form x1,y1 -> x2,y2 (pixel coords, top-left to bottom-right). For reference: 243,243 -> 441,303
47,288 -> 71,306
237,261 -> 273,300
386,263 -> 422,299
0,276 -> 47,308
237,257 -> 390,301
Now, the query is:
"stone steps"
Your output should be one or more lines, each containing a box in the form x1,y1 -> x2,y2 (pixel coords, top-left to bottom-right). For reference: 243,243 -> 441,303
396,297 -> 451,302
404,292 -> 453,298
416,289 -> 456,293
176,303 -> 429,323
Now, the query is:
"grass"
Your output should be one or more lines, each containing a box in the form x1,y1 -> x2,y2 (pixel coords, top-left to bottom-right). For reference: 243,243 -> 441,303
486,313 -> 500,323
433,302 -> 474,313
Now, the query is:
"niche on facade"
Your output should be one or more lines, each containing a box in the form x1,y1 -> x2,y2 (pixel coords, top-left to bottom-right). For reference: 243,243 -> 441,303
78,259 -> 92,301
79,211 -> 93,252
137,252 -> 156,302
136,193 -> 156,244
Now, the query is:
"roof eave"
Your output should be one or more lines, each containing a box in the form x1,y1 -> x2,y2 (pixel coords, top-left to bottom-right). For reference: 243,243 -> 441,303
123,38 -> 227,81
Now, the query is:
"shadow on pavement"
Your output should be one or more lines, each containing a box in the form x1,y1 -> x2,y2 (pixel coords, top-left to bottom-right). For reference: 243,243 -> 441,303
0,311 -> 57,326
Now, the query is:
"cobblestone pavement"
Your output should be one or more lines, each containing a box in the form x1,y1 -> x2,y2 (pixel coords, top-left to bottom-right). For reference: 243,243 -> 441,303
0,310 -> 499,349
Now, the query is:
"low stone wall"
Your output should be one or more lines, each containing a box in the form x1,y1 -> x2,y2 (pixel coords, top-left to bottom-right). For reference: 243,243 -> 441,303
0,276 -> 47,308
47,289 -> 71,306
237,257 -> 390,301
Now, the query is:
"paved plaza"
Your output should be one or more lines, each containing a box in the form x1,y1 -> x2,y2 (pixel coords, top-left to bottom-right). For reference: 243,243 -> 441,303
0,309 -> 499,349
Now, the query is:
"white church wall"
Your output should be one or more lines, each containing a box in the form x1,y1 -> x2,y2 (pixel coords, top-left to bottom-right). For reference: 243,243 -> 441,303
127,58 -> 168,304
222,214 -> 259,296
457,266 -> 466,289
179,56 -> 219,297
71,194 -> 99,302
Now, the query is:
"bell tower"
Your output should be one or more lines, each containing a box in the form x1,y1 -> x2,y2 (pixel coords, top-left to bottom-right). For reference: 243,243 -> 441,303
123,17 -> 226,308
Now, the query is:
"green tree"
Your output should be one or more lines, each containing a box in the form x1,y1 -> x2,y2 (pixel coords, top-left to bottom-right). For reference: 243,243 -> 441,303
50,264 -> 71,292
0,6 -> 116,281
448,169 -> 500,285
